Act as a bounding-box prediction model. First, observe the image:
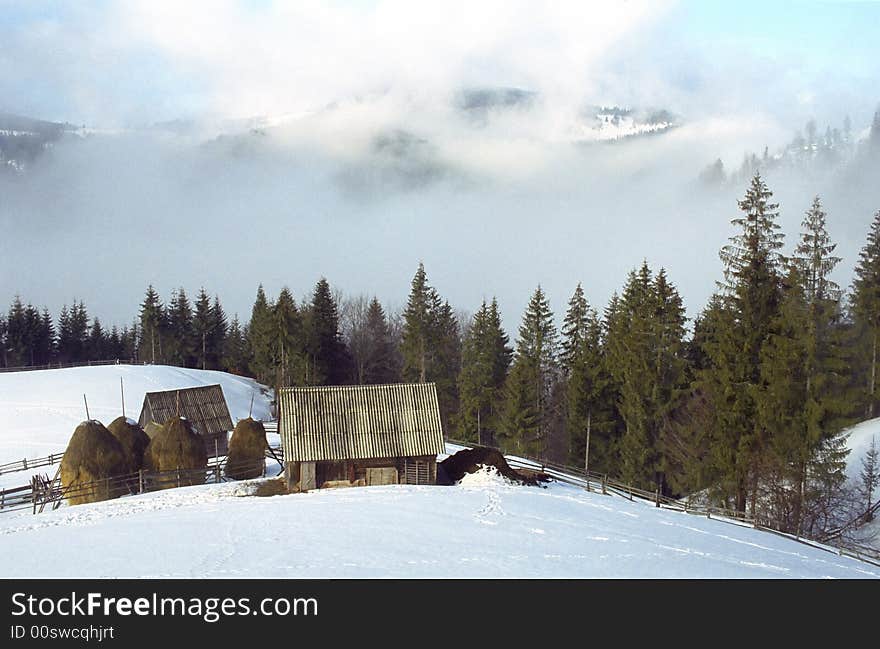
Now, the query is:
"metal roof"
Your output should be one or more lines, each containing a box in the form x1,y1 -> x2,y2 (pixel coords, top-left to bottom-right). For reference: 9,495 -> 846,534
279,383 -> 445,462
138,384 -> 233,436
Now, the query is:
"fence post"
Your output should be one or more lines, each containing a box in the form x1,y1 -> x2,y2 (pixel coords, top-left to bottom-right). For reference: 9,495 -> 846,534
177,468 -> 181,488
23,458 -> 27,471
601,474 -> 607,495
138,469 -> 144,494
707,506 -> 711,519
655,488 -> 660,508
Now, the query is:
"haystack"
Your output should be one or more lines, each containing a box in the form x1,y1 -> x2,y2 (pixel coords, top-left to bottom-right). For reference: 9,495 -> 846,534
225,418 -> 268,480
143,417 -> 208,488
107,416 -> 150,473
143,420 -> 163,439
60,420 -> 129,505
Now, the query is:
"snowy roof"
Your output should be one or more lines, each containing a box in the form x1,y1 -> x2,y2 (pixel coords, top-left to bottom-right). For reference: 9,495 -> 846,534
278,383 -> 445,462
138,384 -> 233,436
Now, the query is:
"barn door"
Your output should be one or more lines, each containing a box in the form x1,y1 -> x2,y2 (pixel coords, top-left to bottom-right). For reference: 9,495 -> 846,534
402,459 -> 431,485
366,467 -> 398,486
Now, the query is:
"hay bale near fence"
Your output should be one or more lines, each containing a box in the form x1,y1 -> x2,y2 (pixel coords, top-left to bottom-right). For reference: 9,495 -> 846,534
143,417 -> 208,488
60,420 -> 129,505
225,418 -> 268,480
107,416 -> 150,473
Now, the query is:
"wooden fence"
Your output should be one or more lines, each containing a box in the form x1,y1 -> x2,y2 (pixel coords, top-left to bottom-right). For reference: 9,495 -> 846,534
0,452 -> 65,476
0,452 -> 284,515
0,359 -> 148,374
0,444 -> 285,515
447,438 -> 880,569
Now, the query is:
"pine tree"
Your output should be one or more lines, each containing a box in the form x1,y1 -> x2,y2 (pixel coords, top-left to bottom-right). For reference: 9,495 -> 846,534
400,264 -> 461,434
605,263 -> 686,490
701,173 -> 786,513
360,297 -> 401,385
852,210 -> 880,417
5,297 -> 27,366
502,286 -> 558,456
58,301 -> 89,363
432,298 -> 462,436
248,285 -> 275,384
165,288 -> 194,367
37,308 -> 55,364
223,315 -> 251,375
193,288 -> 213,370
305,278 -> 350,385
561,284 -> 618,472
138,286 -> 164,364
859,437 -> 879,522
560,283 -> 590,374
209,296 -> 228,370
274,287 -> 306,387
0,313 -> 6,367
56,305 -> 72,363
401,263 -> 434,383
107,325 -> 124,360
459,299 -> 512,445
87,318 -> 106,360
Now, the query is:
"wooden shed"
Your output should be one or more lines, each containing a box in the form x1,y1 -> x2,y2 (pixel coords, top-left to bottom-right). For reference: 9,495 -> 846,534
138,384 -> 233,457
278,383 -> 445,492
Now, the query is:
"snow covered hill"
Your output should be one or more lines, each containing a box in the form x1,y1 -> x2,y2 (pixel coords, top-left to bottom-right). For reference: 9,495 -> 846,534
0,467 -> 876,579
0,364 -> 273,471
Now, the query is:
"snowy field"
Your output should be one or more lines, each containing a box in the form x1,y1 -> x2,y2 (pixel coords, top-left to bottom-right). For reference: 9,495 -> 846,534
0,365 -> 879,579
0,468 -> 876,579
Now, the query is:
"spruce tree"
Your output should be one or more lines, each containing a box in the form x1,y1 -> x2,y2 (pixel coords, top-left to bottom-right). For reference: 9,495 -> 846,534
165,288 -> 195,367
432,298 -> 462,436
400,263 -> 461,434
0,314 -> 6,367
561,284 -> 615,472
274,287 -> 306,387
361,297 -> 401,385
37,308 -> 55,364
87,318 -> 106,360
306,278 -> 350,385
605,263 -> 686,490
209,296 -> 228,370
138,286 -> 164,364
248,285 -> 275,383
401,263 -> 434,383
223,315 -> 251,376
459,299 -> 512,445
193,288 -> 213,370
859,437 -> 879,522
5,297 -> 26,366
502,286 -> 558,456
852,210 -> 880,417
701,173 -> 785,513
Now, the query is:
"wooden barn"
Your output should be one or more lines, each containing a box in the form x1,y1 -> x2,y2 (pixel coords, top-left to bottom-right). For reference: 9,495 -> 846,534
278,383 -> 445,492
138,384 -> 233,457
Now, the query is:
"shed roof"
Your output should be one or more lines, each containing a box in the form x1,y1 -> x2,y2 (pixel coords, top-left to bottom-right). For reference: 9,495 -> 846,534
138,384 -> 233,436
279,383 -> 445,462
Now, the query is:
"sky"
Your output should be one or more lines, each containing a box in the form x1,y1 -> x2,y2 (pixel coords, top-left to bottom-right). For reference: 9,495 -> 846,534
1,0 -> 879,332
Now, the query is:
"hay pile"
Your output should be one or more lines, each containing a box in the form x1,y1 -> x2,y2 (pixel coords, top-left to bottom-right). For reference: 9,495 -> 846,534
225,418 -> 268,480
143,417 -> 208,488
60,420 -> 129,505
107,416 -> 150,473
436,446 -> 548,487
143,421 -> 163,439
